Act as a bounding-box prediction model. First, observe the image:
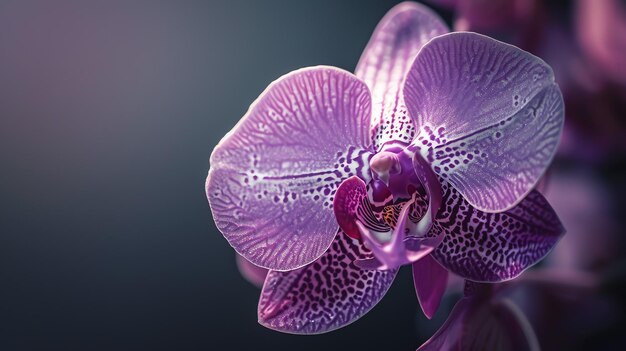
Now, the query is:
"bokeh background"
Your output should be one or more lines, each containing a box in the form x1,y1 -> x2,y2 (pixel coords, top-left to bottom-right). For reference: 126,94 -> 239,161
1,1 -> 624,350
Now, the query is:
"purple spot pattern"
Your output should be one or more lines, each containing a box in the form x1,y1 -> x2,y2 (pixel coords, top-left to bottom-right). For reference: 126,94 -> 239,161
378,182 -> 563,282
355,2 -> 448,151
430,183 -> 564,282
258,230 -> 397,334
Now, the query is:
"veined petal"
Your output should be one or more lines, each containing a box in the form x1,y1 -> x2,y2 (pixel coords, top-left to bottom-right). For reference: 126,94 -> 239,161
431,183 -> 565,282
404,32 -> 564,212
412,254 -> 448,319
355,2 -> 448,150
207,66 -> 373,271
258,230 -> 397,334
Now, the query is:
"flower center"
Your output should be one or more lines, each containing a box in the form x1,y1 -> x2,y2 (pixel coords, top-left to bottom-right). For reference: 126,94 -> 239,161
354,145 -> 445,270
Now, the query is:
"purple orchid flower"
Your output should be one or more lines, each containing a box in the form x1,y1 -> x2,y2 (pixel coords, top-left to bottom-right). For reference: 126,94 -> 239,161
206,2 -> 565,334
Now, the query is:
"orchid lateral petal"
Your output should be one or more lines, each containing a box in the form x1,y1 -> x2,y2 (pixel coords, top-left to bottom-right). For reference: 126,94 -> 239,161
258,230 -> 397,334
417,296 -> 540,351
412,255 -> 448,319
235,254 -> 269,288
404,32 -> 564,212
431,184 -> 565,282
207,66 -> 373,271
355,2 -> 448,150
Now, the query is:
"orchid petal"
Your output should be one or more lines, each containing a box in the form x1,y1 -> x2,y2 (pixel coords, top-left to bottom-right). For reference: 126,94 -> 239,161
258,230 -> 397,334
207,66 -> 373,271
355,2 -> 448,150
412,254 -> 448,319
236,254 -> 269,288
431,184 -> 565,282
417,295 -> 540,351
404,32 -> 564,212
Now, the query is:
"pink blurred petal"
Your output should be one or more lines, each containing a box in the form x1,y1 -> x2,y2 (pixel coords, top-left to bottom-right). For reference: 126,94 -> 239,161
418,284 -> 539,351
543,170 -> 617,271
236,254 -> 268,288
577,0 -> 626,84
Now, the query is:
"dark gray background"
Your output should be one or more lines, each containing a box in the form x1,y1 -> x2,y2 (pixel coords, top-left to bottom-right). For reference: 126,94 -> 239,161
0,1 -> 458,349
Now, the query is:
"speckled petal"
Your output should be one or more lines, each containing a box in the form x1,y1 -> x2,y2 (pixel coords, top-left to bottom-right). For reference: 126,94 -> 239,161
207,66 -> 373,271
431,184 -> 565,282
412,254 -> 448,319
355,2 -> 448,150
404,32 -> 564,212
258,230 -> 398,334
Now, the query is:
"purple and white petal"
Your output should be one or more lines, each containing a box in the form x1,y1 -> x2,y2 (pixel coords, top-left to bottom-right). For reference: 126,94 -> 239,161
355,2 -> 448,151
412,254 -> 448,319
258,230 -> 397,334
431,184 -> 565,282
404,32 -> 564,212
207,66 -> 373,271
